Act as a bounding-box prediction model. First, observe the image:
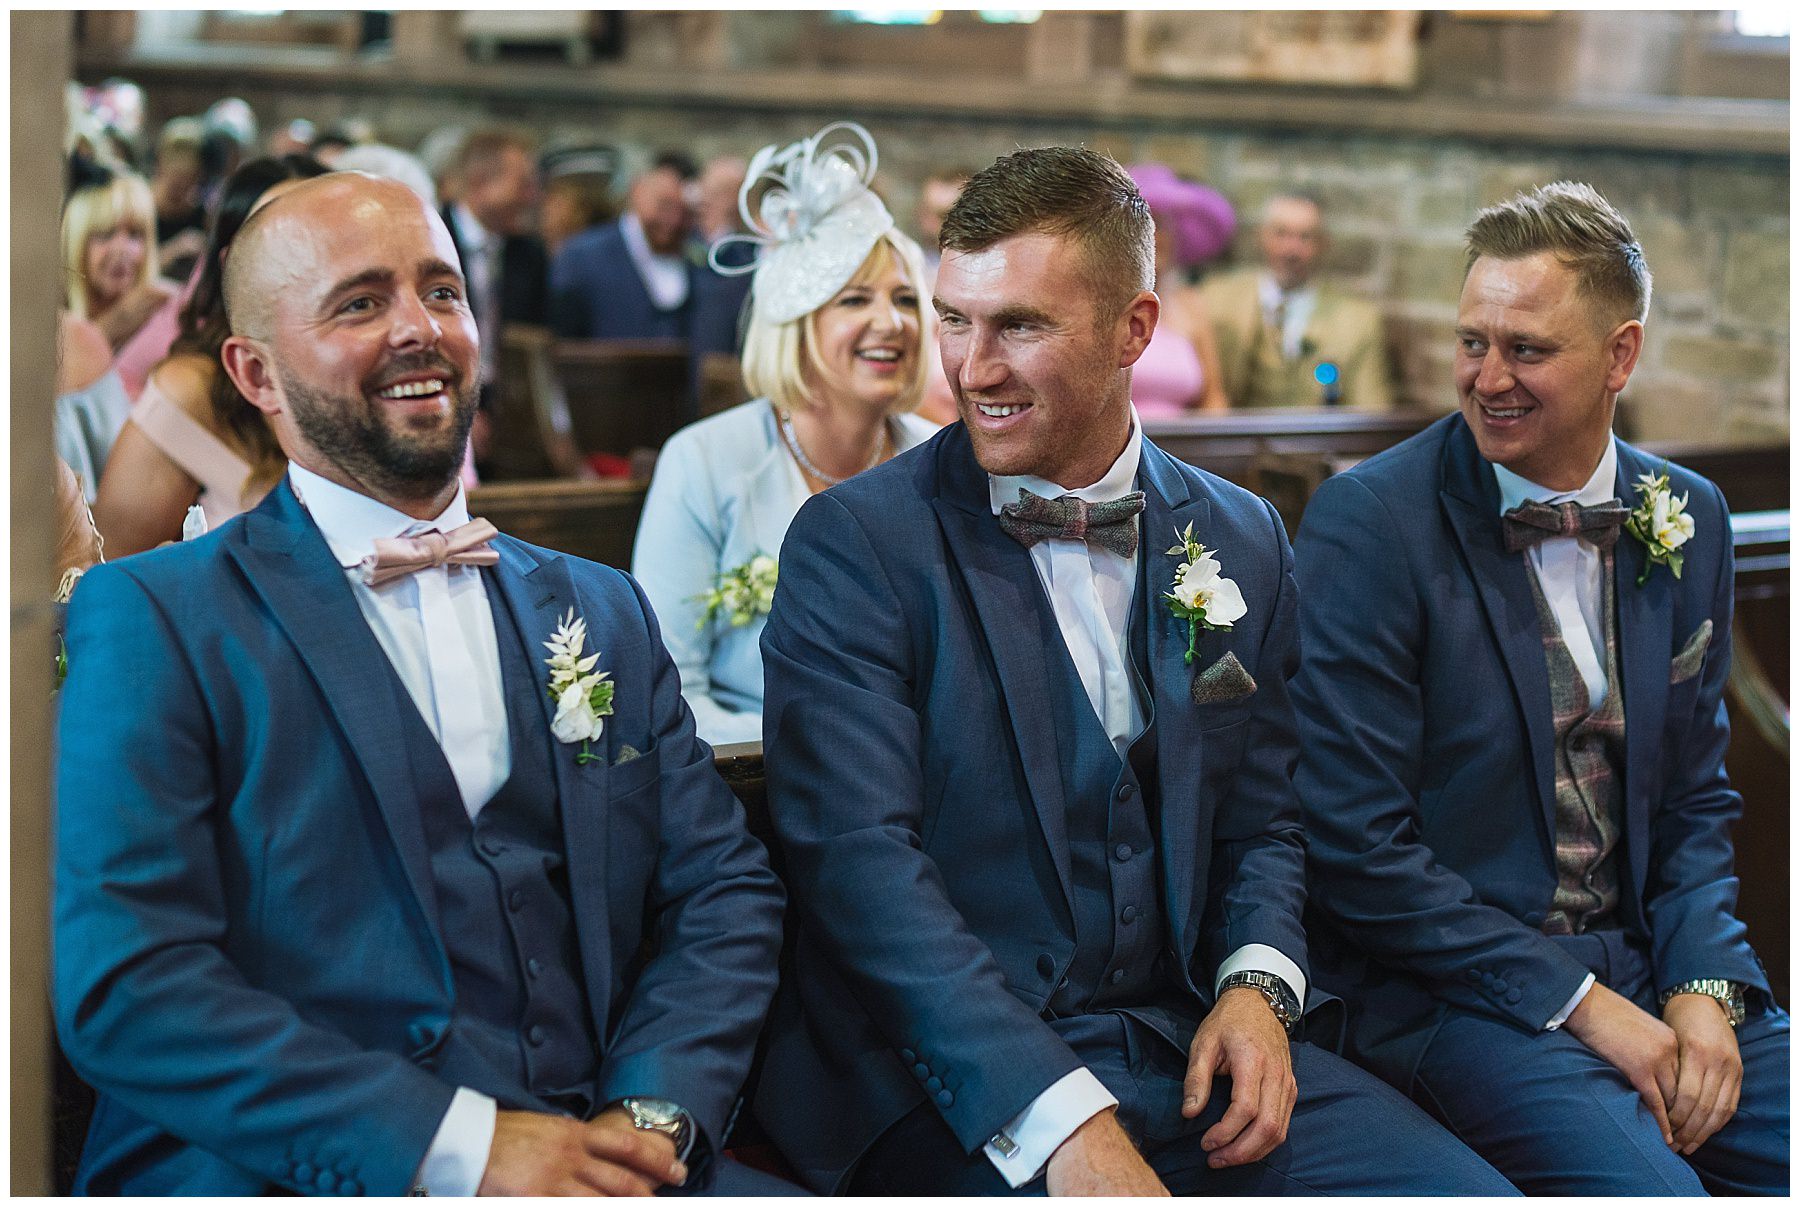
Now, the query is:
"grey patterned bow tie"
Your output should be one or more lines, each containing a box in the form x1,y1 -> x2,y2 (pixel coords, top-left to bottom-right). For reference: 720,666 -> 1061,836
1502,498 -> 1629,554
997,488 -> 1146,558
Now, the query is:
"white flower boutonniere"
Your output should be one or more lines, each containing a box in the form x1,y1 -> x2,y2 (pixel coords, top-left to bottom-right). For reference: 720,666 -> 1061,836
693,554 -> 778,629
1624,466 -> 1695,586
543,608 -> 615,764
1163,522 -> 1248,665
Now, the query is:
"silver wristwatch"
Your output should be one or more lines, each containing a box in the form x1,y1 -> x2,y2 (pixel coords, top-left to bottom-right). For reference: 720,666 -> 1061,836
1659,979 -> 1747,1029
619,1096 -> 695,1160
1219,970 -> 1301,1036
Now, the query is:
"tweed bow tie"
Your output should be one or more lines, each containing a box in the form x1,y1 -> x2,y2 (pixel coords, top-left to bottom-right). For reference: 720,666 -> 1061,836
1501,498 -> 1629,554
998,488 -> 1146,558
358,518 -> 501,586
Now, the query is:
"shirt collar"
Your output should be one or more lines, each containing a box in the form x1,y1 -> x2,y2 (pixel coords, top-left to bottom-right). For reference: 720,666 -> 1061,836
1492,437 -> 1619,515
452,202 -> 490,253
1258,271 -> 1315,311
988,408 -> 1144,516
287,462 -> 472,570
620,211 -> 684,268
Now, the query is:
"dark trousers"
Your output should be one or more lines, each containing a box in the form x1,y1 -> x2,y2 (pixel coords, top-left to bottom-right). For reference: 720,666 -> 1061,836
1413,931 -> 1789,1196
851,1013 -> 1514,1195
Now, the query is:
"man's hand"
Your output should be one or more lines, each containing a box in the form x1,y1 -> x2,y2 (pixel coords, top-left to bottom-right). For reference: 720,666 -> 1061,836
1563,981 -> 1680,1147
1662,993 -> 1743,1155
1182,986 -> 1296,1168
1045,1108 -> 1169,1196
477,1108 -> 686,1196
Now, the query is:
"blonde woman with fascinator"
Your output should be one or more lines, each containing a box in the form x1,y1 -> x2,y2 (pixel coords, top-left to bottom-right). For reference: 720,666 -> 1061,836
632,122 -> 938,744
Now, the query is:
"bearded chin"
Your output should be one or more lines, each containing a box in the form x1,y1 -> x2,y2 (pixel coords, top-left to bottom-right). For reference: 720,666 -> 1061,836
286,377 -> 478,498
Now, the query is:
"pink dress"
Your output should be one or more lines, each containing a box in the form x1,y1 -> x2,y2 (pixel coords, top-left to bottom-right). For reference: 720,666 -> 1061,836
1131,321 -> 1206,417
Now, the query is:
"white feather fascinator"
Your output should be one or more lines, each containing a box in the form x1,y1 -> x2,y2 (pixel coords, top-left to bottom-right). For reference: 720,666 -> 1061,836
708,121 -> 896,325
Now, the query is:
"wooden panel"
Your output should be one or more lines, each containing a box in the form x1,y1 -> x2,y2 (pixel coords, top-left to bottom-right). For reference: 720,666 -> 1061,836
551,339 -> 693,460
1145,408 -> 1440,507
469,479 -> 648,571
1126,11 -> 1423,88
1640,441 -> 1788,515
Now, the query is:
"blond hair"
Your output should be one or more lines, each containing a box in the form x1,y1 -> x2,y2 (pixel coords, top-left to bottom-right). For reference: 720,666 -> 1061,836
741,230 -> 930,416
62,171 -> 158,317
1465,181 -> 1652,326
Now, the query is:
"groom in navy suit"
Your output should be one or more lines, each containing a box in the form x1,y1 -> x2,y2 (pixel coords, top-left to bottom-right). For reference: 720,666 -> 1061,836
54,173 -> 787,1196
1292,181 -> 1788,1194
755,147 -> 1508,1196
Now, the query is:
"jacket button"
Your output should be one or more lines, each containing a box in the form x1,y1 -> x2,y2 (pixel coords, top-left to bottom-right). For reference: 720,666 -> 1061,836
1121,905 -> 1140,924
900,1048 -> 916,1063
1036,954 -> 1055,979
913,1062 -> 930,1079
508,889 -> 525,912
1506,988 -> 1524,1005
1117,783 -> 1135,802
1114,843 -> 1133,862
1110,968 -> 1126,985
1466,968 -> 1481,982
316,1170 -> 337,1192
481,838 -> 505,856
528,1025 -> 547,1046
926,1076 -> 943,1093
527,958 -> 542,979
936,1090 -> 954,1108
339,1180 -> 362,1196
294,1163 -> 316,1183
1492,979 -> 1508,993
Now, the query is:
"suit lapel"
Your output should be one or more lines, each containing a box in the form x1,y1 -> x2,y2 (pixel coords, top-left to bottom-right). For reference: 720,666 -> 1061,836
484,539 -> 615,991
930,430 -> 1076,920
1136,442 -> 1212,967
1438,421 -> 1560,842
1611,443 -> 1672,897
226,482 -> 444,938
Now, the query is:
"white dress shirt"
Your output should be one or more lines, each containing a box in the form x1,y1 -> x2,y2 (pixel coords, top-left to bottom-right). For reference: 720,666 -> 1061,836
1490,439 -> 1621,1030
619,210 -> 690,311
451,202 -> 503,385
978,409 -> 1307,1186
287,463 -> 505,1194
1257,272 -> 1317,361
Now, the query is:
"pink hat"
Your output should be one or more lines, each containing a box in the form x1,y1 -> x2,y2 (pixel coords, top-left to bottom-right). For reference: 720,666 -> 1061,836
1128,163 -> 1236,269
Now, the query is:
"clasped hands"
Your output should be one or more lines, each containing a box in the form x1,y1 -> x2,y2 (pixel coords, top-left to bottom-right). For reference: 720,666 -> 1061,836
477,1106 -> 686,1197
1565,982 -> 1742,1156
1046,986 -> 1294,1195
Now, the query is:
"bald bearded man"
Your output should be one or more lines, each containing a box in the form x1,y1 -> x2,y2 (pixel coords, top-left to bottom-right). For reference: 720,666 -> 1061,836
54,173 -> 789,1196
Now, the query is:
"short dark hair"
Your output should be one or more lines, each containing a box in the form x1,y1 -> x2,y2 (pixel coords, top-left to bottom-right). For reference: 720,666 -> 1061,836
1465,181 -> 1652,326
939,145 -> 1154,317
456,126 -> 537,188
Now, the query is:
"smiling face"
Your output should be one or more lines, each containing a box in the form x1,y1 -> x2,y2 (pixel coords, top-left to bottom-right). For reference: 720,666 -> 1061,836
934,229 -> 1155,488
1258,195 -> 1324,291
83,220 -> 149,311
221,176 -> 481,507
1456,251 -> 1642,490
805,242 -> 922,415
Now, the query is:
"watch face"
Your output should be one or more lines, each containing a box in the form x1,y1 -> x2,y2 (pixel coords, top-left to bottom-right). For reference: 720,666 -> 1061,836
630,1099 -> 682,1128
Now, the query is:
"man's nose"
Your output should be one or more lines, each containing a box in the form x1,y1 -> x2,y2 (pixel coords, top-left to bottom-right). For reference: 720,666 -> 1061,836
1473,346 -> 1513,396
956,327 -> 1007,392
387,291 -> 443,348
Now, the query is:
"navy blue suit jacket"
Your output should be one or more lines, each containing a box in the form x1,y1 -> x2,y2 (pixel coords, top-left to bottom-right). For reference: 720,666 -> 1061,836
756,423 -> 1313,1190
1291,415 -> 1768,1088
53,481 -> 784,1195
550,219 -> 692,342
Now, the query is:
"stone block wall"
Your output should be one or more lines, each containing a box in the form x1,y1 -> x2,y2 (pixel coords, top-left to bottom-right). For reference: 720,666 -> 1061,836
140,80 -> 1789,442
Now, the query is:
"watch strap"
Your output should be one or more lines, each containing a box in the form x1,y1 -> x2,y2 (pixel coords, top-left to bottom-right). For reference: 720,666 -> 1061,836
1219,970 -> 1301,1036
1659,978 -> 1746,1029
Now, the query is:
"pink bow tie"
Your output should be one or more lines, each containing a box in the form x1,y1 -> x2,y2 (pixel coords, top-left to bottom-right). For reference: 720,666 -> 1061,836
358,518 -> 500,587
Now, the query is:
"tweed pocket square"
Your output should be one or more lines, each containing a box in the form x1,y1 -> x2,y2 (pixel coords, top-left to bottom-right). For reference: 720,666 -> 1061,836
614,744 -> 642,766
1670,620 -> 1712,685
1192,650 -> 1257,706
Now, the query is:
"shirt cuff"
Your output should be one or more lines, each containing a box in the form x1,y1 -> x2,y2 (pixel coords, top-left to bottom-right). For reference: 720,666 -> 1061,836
415,1087 -> 497,1196
1545,972 -> 1596,1031
982,1067 -> 1117,1189
1214,942 -> 1308,1009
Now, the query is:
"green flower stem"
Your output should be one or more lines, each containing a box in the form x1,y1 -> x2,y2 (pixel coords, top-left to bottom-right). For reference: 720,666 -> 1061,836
1184,619 -> 1199,665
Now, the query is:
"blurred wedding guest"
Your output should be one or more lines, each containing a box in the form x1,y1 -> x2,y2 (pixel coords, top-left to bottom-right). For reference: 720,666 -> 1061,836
93,155 -> 327,557
416,123 -> 470,206
1202,189 -> 1394,410
691,154 -> 755,360
633,122 -> 936,744
441,127 -> 548,394
693,154 -> 748,245
540,144 -> 618,258
149,117 -> 208,279
551,154 -> 696,342
266,117 -> 316,159
55,312 -> 131,501
335,142 -> 437,207
62,164 -> 173,354
913,164 -> 972,278
1127,163 -> 1235,414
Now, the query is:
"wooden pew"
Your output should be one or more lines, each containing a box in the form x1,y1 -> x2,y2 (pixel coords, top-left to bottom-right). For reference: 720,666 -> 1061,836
551,337 -> 693,459
468,479 -> 648,571
487,324 -> 585,480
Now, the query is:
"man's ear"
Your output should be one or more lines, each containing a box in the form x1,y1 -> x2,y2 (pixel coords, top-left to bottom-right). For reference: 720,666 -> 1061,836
1117,289 -> 1160,370
1604,319 -> 1645,395
220,335 -> 281,417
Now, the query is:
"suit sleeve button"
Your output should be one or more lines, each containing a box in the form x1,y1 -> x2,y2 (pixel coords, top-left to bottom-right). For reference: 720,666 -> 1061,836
1506,988 -> 1523,1004
1036,954 -> 1055,980
913,1062 -> 930,1079
900,1048 -> 916,1063
1466,968 -> 1481,982
936,1090 -> 955,1108
294,1163 -> 315,1183
927,1076 -> 943,1093
316,1170 -> 337,1192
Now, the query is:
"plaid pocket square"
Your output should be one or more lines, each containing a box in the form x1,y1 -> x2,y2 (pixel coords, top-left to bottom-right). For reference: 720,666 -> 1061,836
1192,650 -> 1257,706
614,744 -> 642,766
1669,620 -> 1712,685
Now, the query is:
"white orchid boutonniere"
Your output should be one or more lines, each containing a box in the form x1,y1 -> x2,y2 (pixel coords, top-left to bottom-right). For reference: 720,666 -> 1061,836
1624,466 -> 1695,586
543,608 -> 615,765
693,553 -> 778,630
1163,523 -> 1248,664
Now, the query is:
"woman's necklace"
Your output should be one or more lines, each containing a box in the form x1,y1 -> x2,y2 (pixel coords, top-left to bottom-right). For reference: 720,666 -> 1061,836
779,410 -> 888,487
